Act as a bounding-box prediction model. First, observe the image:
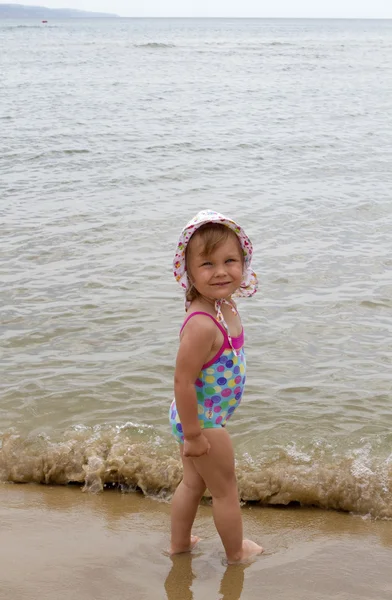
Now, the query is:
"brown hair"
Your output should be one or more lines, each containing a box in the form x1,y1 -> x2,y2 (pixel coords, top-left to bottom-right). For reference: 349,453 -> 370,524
185,223 -> 243,304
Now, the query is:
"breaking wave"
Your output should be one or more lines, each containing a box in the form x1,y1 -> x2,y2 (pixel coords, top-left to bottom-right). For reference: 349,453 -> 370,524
1,426 -> 391,519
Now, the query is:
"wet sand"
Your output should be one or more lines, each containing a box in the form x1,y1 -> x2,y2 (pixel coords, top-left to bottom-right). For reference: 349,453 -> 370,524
1,483 -> 392,600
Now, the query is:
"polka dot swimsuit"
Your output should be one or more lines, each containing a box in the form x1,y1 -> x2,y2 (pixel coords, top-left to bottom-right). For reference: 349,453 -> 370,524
169,312 -> 246,443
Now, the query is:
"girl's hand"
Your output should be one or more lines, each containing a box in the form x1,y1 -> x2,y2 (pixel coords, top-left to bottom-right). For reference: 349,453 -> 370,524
184,433 -> 210,458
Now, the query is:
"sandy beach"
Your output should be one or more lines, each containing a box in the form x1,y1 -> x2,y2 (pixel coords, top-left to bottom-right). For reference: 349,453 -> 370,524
1,483 -> 391,600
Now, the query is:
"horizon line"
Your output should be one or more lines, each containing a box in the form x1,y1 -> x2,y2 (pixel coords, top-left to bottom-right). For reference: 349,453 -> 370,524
116,15 -> 391,19
3,14 -> 392,20
114,15 -> 392,20
66,15 -> 392,20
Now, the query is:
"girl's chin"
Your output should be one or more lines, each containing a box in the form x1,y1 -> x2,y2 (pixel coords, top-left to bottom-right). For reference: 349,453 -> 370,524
209,288 -> 234,299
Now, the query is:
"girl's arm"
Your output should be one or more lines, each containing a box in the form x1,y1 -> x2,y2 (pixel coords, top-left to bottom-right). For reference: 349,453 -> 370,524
174,316 -> 216,457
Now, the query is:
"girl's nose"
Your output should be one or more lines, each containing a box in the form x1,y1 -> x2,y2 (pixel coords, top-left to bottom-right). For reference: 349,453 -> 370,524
215,263 -> 227,276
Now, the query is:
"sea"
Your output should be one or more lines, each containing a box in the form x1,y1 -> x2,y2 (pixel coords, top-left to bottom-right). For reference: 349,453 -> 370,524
1,17 -> 392,521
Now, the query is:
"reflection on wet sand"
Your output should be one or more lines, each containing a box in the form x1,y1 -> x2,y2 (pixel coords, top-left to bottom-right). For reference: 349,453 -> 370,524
218,563 -> 246,600
164,554 -> 195,600
164,553 -> 247,600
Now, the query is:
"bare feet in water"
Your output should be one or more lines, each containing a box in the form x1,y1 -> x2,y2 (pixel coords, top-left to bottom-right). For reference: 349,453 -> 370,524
227,540 -> 264,564
169,535 -> 201,555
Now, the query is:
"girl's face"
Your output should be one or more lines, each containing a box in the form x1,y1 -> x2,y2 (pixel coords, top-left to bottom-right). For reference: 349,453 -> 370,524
187,232 -> 244,301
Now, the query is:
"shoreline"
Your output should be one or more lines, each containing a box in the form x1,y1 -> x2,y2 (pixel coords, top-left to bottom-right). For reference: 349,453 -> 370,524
1,483 -> 392,600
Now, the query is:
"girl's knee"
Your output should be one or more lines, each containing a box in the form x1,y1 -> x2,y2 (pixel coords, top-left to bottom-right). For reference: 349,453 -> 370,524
182,477 -> 206,498
208,473 -> 238,500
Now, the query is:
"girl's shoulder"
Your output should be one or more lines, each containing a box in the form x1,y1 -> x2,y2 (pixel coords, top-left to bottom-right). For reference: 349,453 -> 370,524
180,310 -> 226,342
181,310 -> 219,332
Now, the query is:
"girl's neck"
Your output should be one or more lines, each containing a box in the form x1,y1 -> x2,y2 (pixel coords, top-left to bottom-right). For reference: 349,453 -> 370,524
190,295 -> 237,316
201,294 -> 231,308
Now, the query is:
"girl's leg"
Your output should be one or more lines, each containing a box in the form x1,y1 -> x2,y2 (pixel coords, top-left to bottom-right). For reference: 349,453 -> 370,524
192,428 -> 263,563
170,445 -> 206,554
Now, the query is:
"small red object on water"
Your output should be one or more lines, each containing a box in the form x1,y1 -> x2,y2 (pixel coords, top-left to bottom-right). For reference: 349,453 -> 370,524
42,20 -> 48,23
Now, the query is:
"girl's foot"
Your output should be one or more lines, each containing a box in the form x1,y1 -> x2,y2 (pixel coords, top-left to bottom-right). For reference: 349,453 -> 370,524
227,539 -> 264,564
169,535 -> 201,555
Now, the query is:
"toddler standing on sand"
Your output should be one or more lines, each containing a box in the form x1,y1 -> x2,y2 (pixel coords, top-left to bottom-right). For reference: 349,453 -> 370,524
169,210 -> 263,564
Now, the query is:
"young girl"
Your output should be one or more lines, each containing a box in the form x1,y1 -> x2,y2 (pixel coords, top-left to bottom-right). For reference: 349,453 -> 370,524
169,210 -> 263,564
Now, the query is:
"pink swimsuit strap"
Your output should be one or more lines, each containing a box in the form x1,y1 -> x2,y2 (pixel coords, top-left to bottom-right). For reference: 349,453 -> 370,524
180,311 -> 244,368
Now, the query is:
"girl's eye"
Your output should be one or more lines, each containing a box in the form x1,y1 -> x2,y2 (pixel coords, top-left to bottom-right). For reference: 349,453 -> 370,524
201,261 -> 212,267
226,258 -> 236,263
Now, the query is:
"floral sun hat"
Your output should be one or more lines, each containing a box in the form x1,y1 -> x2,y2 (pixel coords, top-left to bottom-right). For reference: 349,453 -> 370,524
173,209 -> 258,352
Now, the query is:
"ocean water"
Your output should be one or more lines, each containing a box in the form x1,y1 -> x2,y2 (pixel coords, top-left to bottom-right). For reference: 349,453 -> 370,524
1,18 -> 392,518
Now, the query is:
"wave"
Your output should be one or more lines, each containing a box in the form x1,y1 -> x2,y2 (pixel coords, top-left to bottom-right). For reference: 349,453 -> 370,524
1,427 -> 391,519
133,42 -> 176,49
26,148 -> 90,161
4,25 -> 58,29
202,41 -> 296,50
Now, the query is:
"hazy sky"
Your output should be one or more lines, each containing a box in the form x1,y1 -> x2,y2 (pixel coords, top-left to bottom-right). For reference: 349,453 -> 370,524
10,0 -> 392,18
